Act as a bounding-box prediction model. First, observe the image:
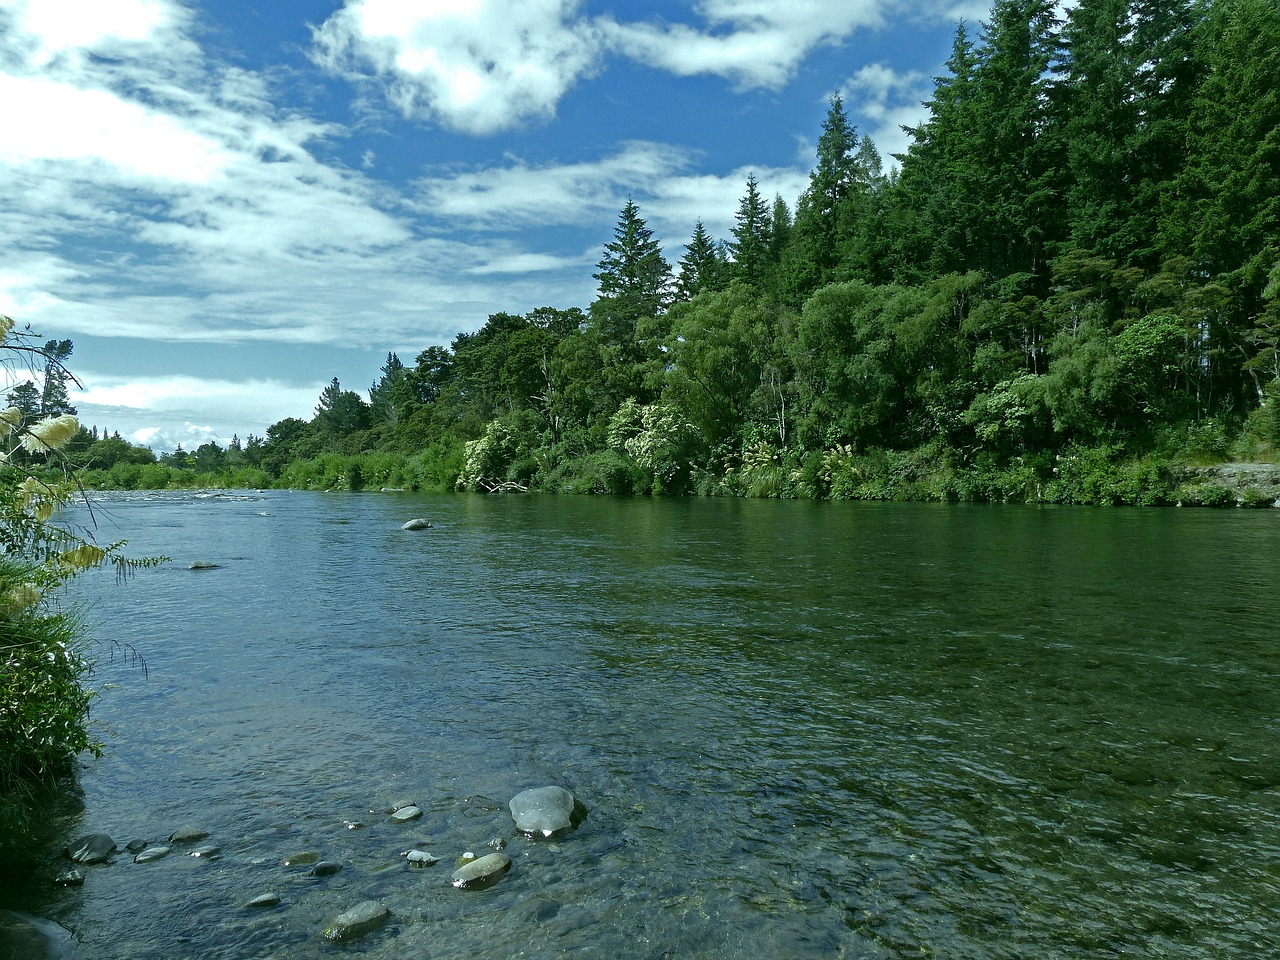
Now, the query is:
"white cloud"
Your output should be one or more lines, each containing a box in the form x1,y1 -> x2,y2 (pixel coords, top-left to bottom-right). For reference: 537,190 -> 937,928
76,372 -> 326,449
2,0 -> 180,68
840,63 -> 933,167
412,142 -> 694,228
311,0 -> 605,135
602,0 -> 888,90
0,75 -> 231,183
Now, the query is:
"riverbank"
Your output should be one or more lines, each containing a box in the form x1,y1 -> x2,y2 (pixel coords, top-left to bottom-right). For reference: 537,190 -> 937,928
70,449 -> 1280,507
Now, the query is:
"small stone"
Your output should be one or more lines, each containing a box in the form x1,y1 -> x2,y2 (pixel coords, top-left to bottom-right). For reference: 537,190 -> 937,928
53,869 -> 85,887
323,901 -> 390,942
486,837 -> 506,851
450,852 -> 511,890
66,833 -> 116,864
133,846 -> 171,863
390,805 -> 422,822
169,827 -> 210,844
455,851 -> 476,867
282,852 -> 320,867
342,820 -> 365,830
309,861 -> 342,877
189,844 -> 221,859
404,850 -> 439,867
245,893 -> 281,909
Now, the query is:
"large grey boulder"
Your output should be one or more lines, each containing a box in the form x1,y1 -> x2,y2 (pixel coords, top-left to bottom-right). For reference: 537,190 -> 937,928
0,910 -> 75,960
323,901 -> 390,942
509,786 -> 585,839
66,833 -> 116,864
450,852 -> 511,890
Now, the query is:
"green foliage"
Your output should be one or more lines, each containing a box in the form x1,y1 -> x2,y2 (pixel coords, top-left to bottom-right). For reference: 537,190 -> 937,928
86,2 -> 1273,508
1,319 -> 162,881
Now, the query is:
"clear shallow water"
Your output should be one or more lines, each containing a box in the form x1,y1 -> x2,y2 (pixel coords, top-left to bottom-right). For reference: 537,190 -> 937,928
19,491 -> 1280,958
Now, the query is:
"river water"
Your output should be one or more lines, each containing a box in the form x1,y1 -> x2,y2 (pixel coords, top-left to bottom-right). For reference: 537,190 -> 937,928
20,491 -> 1280,957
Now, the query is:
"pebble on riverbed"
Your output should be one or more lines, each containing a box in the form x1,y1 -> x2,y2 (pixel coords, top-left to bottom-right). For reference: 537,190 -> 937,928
133,846 -> 171,864
450,852 -> 511,890
323,901 -> 390,942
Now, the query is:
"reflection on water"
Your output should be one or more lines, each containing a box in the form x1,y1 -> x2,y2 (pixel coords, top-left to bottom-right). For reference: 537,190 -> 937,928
16,491 -> 1280,958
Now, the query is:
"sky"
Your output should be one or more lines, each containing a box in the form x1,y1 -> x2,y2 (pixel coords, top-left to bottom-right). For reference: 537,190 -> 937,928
0,0 -> 992,453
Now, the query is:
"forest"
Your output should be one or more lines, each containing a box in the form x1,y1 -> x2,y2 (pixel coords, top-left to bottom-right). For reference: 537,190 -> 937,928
18,0 -> 1280,505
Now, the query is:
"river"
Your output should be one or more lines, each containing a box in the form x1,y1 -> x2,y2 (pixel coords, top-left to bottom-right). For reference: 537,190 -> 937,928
21,491 -> 1280,957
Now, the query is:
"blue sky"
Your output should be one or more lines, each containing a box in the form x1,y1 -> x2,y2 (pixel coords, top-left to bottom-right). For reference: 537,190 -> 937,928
0,0 -> 990,452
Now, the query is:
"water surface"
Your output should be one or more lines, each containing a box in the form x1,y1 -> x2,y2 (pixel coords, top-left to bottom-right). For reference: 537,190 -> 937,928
25,492 -> 1280,957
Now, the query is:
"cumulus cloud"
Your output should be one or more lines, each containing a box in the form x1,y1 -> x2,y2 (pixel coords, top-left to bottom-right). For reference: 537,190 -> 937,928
840,63 -> 933,167
310,0 -> 605,135
603,0 -> 889,90
76,372 -> 327,450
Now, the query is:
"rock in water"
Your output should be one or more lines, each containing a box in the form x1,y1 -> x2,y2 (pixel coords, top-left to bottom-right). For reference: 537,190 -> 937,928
323,901 -> 390,942
450,852 -> 511,890
168,827 -> 210,844
390,805 -> 422,822
509,786 -> 584,839
65,833 -> 116,864
52,870 -> 84,888
404,850 -> 439,867
0,910 -> 75,960
133,846 -> 171,863
244,893 -> 281,909
401,518 -> 433,531
309,861 -> 342,877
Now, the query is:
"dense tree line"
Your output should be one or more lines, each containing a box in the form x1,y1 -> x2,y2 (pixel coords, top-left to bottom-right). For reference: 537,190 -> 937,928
70,0 -> 1280,503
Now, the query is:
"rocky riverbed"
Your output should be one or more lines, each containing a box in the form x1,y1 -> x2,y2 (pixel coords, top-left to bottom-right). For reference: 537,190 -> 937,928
16,785 -> 587,956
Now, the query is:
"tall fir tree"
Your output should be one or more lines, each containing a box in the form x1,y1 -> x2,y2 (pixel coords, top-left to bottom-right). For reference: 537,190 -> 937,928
676,220 -> 727,301
729,174 -> 772,287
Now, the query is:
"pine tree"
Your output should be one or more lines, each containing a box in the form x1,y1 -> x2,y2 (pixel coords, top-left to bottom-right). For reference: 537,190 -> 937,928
729,174 -> 771,286
591,199 -> 672,353
676,220 -> 727,301
39,339 -> 77,417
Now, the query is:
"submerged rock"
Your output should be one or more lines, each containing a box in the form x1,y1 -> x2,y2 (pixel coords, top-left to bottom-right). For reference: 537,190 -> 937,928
282,852 -> 320,867
401,518 -> 433,531
187,561 -> 220,570
323,901 -> 390,942
404,850 -> 440,867
390,805 -> 423,822
66,833 -> 116,864
244,893 -> 281,909
52,869 -> 84,888
450,852 -> 511,890
0,910 -> 75,960
189,844 -> 221,859
308,861 -> 342,877
168,827 -> 210,844
509,786 -> 585,839
133,846 -> 171,864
